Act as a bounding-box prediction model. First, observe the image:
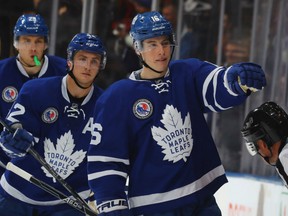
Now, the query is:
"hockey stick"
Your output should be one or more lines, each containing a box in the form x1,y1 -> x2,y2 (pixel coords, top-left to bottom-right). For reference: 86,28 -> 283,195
0,160 -> 97,215
28,149 -> 91,206
0,118 -> 97,215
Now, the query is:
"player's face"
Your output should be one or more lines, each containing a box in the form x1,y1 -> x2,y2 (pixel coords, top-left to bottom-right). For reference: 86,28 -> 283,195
141,36 -> 171,74
16,35 -> 47,66
71,51 -> 101,87
256,140 -> 278,165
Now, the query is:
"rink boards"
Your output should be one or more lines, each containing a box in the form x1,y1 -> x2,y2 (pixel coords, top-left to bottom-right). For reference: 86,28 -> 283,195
215,172 -> 288,216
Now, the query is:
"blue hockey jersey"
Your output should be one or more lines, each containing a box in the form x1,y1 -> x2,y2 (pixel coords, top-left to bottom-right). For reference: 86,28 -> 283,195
87,58 -> 248,215
0,75 -> 102,209
0,55 -> 66,175
0,55 -> 66,120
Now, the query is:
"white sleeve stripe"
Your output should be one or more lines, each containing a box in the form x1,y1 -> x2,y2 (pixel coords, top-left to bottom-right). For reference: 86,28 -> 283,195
1,175 -> 91,205
203,66 -> 234,112
223,66 -> 239,96
212,70 -> 233,111
128,165 -> 225,208
87,155 -> 130,165
202,67 -> 221,112
88,170 -> 127,180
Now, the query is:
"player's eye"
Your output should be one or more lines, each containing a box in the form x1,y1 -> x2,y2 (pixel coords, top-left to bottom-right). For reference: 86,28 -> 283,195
161,41 -> 170,47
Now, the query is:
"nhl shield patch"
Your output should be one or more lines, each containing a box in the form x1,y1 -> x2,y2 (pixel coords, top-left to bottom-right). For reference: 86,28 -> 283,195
2,86 -> 18,102
133,99 -> 153,119
42,107 -> 58,123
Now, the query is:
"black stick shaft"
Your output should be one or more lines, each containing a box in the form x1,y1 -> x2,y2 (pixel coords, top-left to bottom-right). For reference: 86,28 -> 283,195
0,161 -> 97,215
0,118 -> 97,215
28,148 -> 92,210
0,118 -> 13,133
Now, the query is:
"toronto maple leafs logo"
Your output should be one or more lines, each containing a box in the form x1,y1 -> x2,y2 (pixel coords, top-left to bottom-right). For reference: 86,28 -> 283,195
151,105 -> 193,163
42,130 -> 86,182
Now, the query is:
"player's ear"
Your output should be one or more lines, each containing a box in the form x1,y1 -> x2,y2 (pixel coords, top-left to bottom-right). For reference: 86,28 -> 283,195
134,46 -> 140,55
257,139 -> 268,150
13,41 -> 19,50
133,41 -> 142,55
67,60 -> 73,70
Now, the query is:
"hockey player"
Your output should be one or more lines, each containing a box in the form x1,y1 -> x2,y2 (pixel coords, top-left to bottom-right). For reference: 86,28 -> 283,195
87,11 -> 267,215
0,33 -> 106,215
0,13 -> 66,126
0,14 -> 66,175
241,101 -> 288,187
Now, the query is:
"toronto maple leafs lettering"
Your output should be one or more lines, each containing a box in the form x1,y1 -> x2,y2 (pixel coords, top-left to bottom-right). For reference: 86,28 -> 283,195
161,128 -> 191,153
42,130 -> 86,181
46,153 -> 77,173
0,70 -> 98,210
87,57 -> 252,214
151,104 -> 193,163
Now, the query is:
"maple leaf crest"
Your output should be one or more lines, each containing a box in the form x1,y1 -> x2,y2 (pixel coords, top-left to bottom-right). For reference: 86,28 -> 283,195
42,130 -> 86,182
151,105 -> 193,163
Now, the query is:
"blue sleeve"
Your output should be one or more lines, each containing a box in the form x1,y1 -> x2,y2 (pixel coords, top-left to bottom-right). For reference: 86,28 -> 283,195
88,87 -> 132,214
6,80 -> 41,137
170,59 -> 248,113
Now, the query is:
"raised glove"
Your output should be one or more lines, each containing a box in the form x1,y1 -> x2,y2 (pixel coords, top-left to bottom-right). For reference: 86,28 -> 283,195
226,62 -> 266,95
0,128 -> 34,158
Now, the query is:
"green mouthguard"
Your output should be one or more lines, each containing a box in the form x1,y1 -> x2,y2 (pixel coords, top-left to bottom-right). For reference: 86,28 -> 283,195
34,56 -> 41,66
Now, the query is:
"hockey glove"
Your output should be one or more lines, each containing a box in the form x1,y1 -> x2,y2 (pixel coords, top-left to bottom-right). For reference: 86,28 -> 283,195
226,62 -> 266,95
0,128 -> 34,158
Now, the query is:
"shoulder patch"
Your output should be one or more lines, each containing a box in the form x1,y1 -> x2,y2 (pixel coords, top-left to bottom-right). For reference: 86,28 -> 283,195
2,86 -> 18,102
42,107 -> 58,123
133,99 -> 153,119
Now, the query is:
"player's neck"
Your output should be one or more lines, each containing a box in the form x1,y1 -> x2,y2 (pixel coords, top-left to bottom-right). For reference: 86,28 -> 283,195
66,75 -> 91,99
141,67 -> 167,80
23,65 -> 41,77
269,141 -> 281,165
18,56 -> 42,76
67,89 -> 86,104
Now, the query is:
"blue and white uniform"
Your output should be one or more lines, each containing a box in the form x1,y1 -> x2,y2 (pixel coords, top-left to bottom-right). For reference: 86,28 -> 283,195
0,55 -> 66,119
87,58 -> 248,215
0,55 -> 66,175
0,75 -> 102,211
